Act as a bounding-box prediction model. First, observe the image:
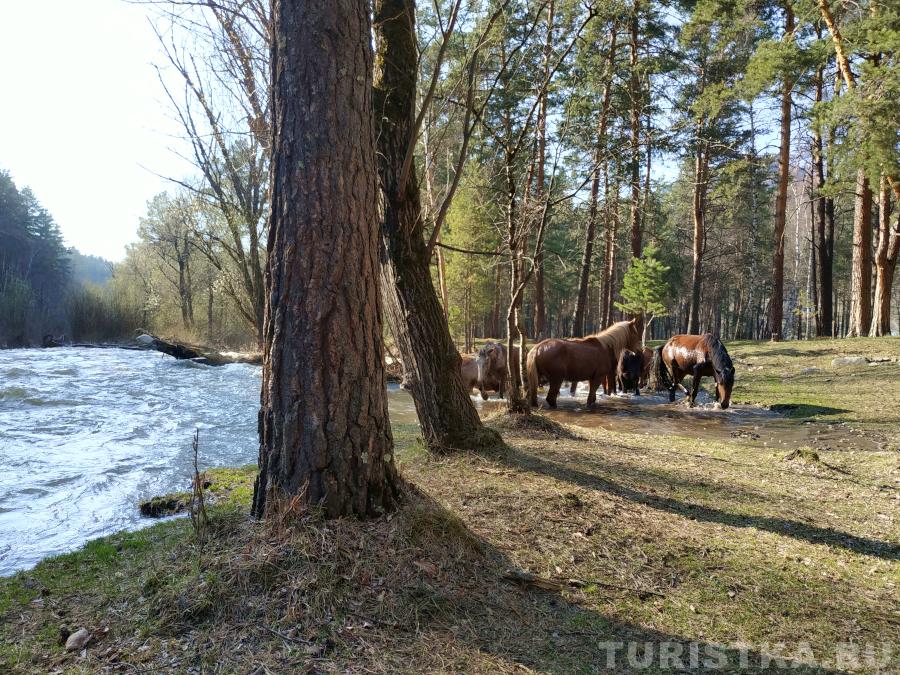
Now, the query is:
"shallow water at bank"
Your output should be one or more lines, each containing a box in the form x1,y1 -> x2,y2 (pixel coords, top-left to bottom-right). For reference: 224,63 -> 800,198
488,385 -> 882,453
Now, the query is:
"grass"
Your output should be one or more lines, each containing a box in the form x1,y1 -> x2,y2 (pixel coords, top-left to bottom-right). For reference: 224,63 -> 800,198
1,338 -> 898,673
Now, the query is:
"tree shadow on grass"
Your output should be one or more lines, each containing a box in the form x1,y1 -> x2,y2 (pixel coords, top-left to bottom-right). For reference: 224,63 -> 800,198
748,348 -> 833,358
324,488 -> 840,673
500,446 -> 900,562
768,403 -> 850,418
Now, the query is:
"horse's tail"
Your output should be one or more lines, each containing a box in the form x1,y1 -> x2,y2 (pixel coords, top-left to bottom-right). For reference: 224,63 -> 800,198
526,348 -> 539,407
650,345 -> 671,391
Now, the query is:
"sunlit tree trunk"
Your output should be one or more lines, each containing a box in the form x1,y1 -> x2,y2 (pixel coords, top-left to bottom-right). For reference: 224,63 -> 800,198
870,178 -> 899,336
253,0 -> 399,519
847,169 -> 873,336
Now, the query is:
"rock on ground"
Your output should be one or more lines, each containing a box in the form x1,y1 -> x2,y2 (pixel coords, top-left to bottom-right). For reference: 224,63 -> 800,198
831,356 -> 868,367
65,628 -> 91,651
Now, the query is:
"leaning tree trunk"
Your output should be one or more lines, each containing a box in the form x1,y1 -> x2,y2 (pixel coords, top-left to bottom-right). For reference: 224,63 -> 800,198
253,0 -> 399,520
870,178 -> 899,336
770,3 -> 794,342
373,0 -> 493,452
847,168 -> 873,337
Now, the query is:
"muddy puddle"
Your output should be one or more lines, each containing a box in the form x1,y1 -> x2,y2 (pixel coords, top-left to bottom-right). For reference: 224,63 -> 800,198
387,384 -> 882,454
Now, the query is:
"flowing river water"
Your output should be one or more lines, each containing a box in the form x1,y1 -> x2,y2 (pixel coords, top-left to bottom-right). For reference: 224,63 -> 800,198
0,347 -> 876,576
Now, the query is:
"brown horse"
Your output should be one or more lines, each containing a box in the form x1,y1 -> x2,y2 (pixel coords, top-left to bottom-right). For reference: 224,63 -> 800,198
527,319 -> 641,408
651,333 -> 735,408
616,349 -> 643,395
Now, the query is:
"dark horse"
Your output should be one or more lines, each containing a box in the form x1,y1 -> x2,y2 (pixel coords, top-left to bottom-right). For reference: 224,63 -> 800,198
616,349 -> 643,395
651,333 -> 735,408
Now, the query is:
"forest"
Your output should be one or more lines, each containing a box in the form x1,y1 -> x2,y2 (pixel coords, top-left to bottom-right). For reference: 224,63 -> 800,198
0,171 -> 125,346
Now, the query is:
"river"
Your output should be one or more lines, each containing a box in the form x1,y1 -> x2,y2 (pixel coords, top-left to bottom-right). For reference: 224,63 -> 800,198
1,347 -> 870,577
0,347 -> 429,576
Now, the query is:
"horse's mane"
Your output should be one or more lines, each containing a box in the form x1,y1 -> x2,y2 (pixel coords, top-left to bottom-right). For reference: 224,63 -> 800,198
589,321 -> 638,354
706,334 -> 734,384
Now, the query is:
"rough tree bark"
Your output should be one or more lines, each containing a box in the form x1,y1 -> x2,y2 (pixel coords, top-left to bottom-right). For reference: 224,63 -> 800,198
769,3 -> 794,342
847,169 -> 873,336
870,179 -> 899,336
253,0 -> 399,519
373,0 -> 494,452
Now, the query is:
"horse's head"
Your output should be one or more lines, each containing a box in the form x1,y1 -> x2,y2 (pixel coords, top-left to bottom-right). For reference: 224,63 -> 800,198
715,366 -> 735,409
477,342 -> 506,380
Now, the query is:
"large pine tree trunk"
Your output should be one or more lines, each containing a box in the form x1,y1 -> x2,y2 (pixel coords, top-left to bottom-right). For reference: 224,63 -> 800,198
870,178 -> 899,336
847,168 -> 873,336
769,4 -> 794,342
373,0 -> 491,452
253,0 -> 399,519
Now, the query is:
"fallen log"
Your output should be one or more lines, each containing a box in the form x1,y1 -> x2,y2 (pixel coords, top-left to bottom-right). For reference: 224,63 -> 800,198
134,333 -> 262,366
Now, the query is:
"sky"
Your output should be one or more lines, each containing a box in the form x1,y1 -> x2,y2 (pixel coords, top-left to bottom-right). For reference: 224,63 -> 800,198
0,0 -> 193,262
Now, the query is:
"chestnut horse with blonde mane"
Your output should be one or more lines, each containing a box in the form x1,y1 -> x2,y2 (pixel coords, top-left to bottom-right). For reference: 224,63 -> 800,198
527,319 -> 642,408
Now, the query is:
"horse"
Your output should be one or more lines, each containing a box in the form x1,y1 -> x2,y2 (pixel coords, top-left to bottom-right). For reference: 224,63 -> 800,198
651,333 -> 735,408
459,354 -> 487,399
616,349 -> 643,395
639,346 -> 653,388
527,319 -> 641,408
476,342 -> 513,399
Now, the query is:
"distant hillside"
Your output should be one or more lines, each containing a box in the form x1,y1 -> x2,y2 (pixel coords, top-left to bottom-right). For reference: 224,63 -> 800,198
69,250 -> 113,286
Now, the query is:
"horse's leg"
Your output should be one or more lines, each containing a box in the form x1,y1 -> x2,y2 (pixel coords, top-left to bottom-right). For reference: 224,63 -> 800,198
569,381 -> 577,395
669,364 -> 680,402
546,379 -> 561,408
587,378 -> 599,408
689,364 -> 705,406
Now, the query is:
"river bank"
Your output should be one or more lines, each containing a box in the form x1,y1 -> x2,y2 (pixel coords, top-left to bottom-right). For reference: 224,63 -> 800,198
1,338 -> 898,672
